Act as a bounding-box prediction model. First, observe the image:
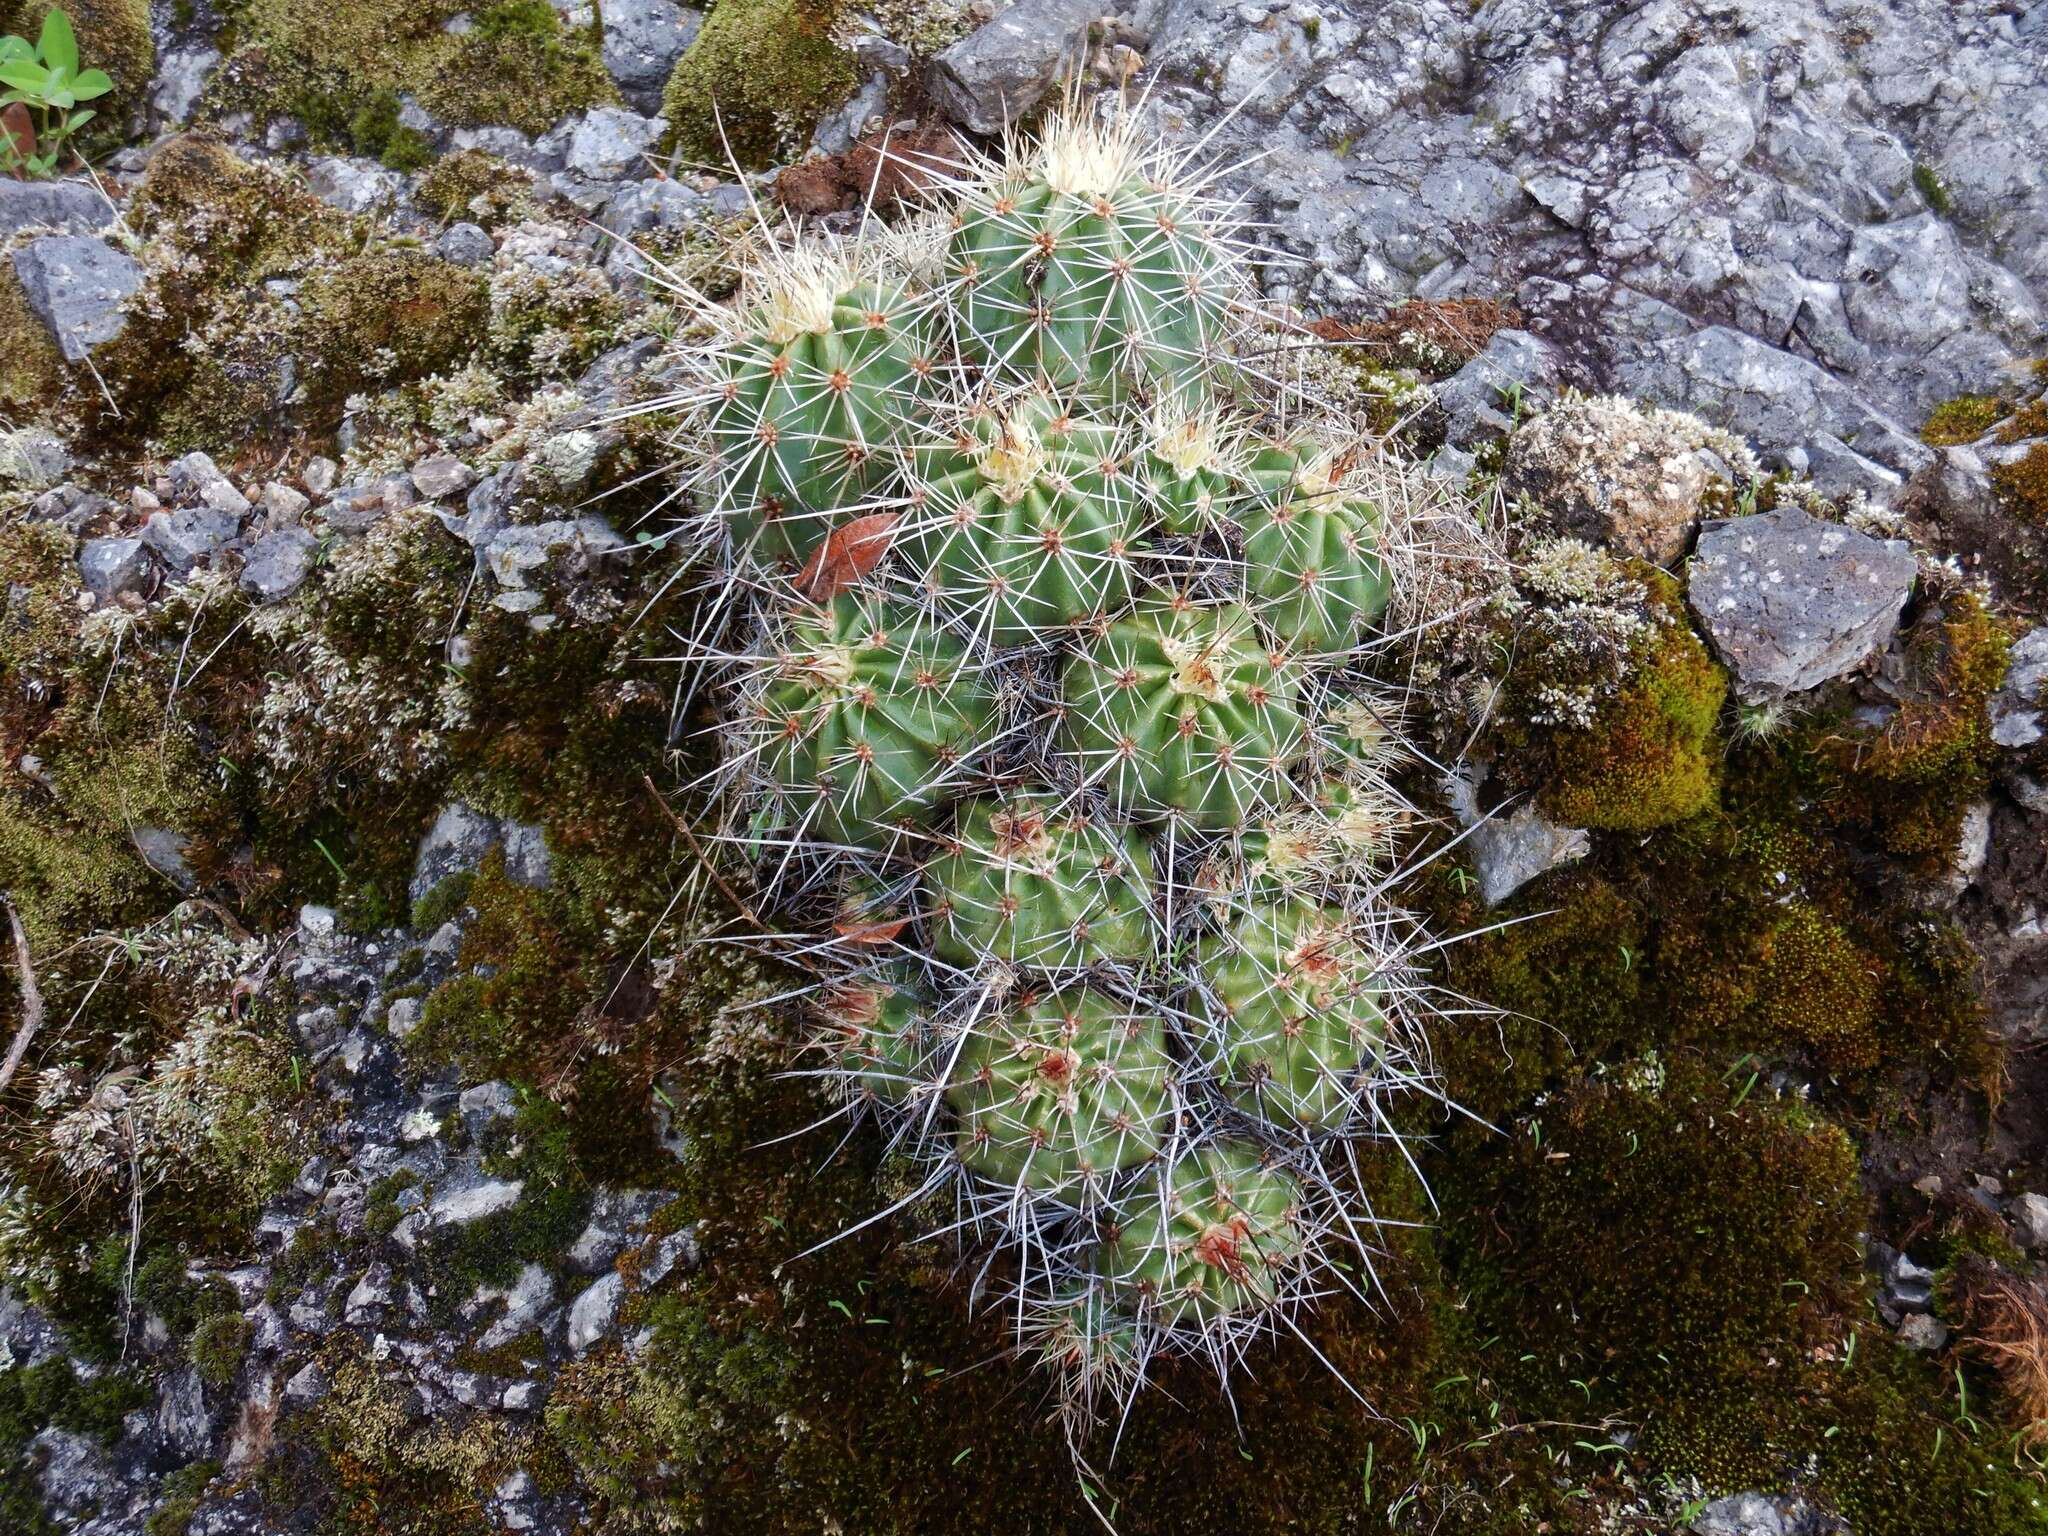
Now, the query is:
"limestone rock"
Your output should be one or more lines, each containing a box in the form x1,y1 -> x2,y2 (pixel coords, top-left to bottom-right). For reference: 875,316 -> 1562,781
1686,507 -> 1916,697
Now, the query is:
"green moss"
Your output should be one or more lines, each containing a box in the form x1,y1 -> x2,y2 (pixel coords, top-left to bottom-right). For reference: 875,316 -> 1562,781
1750,904 -> 1881,1071
1446,1061 -> 1862,1442
347,87 -> 434,171
415,148 -> 536,229
1992,441 -> 2048,529
1921,393 -> 2010,447
144,1460 -> 222,1536
662,0 -> 858,169
191,1312 -> 253,1388
0,263 -> 65,413
1829,592 -> 2012,864
298,249 -> 490,406
231,0 -> 614,142
410,869 -> 477,932
1538,569 -> 1728,831
1428,869 -> 1650,1119
1913,161 -> 1953,216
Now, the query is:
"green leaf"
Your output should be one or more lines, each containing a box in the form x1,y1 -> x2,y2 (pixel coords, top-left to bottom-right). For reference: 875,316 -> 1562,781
0,61 -> 50,94
0,35 -> 34,64
71,67 -> 111,100
64,106 -> 93,128
37,8 -> 78,78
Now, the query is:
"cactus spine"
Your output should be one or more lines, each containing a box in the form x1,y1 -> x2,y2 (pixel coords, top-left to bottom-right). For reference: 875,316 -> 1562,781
901,388 -> 1148,647
947,987 -> 1177,1202
749,592 -> 993,846
1061,599 -> 1306,827
946,117 -> 1238,403
923,792 -> 1155,969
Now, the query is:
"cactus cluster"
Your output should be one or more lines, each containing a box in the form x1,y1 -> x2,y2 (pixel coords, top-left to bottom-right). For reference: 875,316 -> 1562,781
651,105 -> 1450,1424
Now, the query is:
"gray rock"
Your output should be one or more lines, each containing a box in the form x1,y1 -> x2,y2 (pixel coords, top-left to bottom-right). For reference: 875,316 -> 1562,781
473,1263 -> 557,1350
481,517 -> 627,592
303,457 -> 339,498
10,235 -> 144,361
430,1179 -> 525,1227
1991,627 -> 2048,749
602,0 -> 702,111
158,1365 -> 212,1456
239,528 -> 320,603
0,178 -> 115,237
142,505 -> 245,572
259,482 -> 311,523
0,427 -> 70,485
1689,1493 -> 1785,1536
28,1427 -> 123,1519
1897,1311 -> 1949,1352
812,71 -> 891,157
457,1080 -> 521,1144
322,475 -> 417,532
567,1190 -> 672,1273
152,46 -> 220,125
929,0 -> 1098,136
133,827 -> 196,889
1434,330 -> 1562,447
567,1271 -> 624,1352
1686,508 -> 1917,698
78,537 -> 151,598
410,454 -> 475,502
564,107 -> 668,179
411,802 -> 503,903
306,157 -> 407,216
574,336 -> 662,408
170,452 -> 251,515
434,221 -> 496,267
2012,1191 -> 2048,1252
1444,768 -> 1589,907
639,1226 -> 699,1286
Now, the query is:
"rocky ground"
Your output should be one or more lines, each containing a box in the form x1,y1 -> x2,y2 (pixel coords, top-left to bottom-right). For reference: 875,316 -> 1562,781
3,0 -> 2048,1533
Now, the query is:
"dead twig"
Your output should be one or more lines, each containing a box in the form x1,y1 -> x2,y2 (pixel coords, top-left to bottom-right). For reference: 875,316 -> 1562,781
641,773 -> 767,932
0,893 -> 46,1098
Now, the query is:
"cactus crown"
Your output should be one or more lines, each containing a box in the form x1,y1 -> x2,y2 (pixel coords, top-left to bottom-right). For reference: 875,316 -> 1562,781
650,101 -> 1462,1433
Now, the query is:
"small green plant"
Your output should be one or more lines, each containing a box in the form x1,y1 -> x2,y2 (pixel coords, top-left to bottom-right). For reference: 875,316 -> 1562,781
0,9 -> 113,179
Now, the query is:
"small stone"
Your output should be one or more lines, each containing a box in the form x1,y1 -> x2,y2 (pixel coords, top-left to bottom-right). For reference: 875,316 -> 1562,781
78,537 -> 151,598
385,997 -> 423,1039
1686,507 -> 1918,698
1990,627 -> 2047,749
929,0 -> 1099,136
10,234 -> 144,360
239,528 -> 320,603
411,454 -> 476,501
283,1361 -> 329,1403
2012,1192 -> 2048,1251
142,505 -> 246,573
501,1379 -> 546,1411
306,156 -> 407,216
132,827 -> 196,889
1689,1492 -> 1787,1536
260,482 -> 311,523
458,1080 -> 521,1143
152,46 -> 219,125
564,107 -> 668,179
431,1178 -> 524,1226
1505,395 -> 1710,566
0,177 -> 115,237
1897,1311 -> 1949,1351
501,821 -> 552,889
434,220 -> 496,267
601,0 -> 702,111
412,802 -> 505,903
567,1271 -> 624,1352
303,457 -> 339,497
345,1264 -> 396,1322
1435,330 -> 1563,448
